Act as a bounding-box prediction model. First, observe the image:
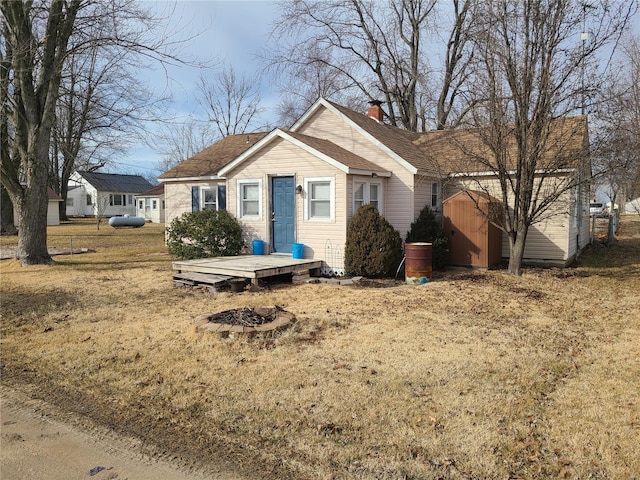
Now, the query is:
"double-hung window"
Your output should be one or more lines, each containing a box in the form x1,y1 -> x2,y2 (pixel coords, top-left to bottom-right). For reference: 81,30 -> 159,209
431,182 -> 440,209
202,187 -> 217,210
237,179 -> 262,218
305,177 -> 334,221
354,181 -> 382,212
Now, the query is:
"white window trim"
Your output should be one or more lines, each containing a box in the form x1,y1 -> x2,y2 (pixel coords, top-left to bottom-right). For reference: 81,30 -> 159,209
236,179 -> 262,219
201,186 -> 218,210
353,179 -> 383,214
304,176 -> 335,222
431,182 -> 441,210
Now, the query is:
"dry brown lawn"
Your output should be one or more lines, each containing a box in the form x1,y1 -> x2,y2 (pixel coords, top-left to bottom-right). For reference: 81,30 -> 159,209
1,218 -> 639,480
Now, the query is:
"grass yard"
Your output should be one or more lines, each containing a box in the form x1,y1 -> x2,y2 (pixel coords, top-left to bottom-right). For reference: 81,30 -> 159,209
1,217 -> 639,479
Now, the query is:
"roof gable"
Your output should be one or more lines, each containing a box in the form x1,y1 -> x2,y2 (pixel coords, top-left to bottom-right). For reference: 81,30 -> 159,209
158,133 -> 269,180
74,171 -> 153,193
291,98 -> 440,176
218,129 -> 391,177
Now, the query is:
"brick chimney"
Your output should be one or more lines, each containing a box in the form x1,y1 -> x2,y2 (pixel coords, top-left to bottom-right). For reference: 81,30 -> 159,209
367,100 -> 384,123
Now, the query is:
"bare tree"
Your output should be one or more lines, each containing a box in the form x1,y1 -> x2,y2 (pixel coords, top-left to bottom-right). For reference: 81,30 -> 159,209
197,66 -> 266,138
153,117 -> 214,173
268,0 -> 476,132
592,32 -> 640,242
1,0 -> 81,264
1,0 -> 198,265
459,0 -> 635,275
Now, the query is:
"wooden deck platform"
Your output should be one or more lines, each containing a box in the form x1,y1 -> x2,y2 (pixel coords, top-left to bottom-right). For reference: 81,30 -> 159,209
172,255 -> 324,287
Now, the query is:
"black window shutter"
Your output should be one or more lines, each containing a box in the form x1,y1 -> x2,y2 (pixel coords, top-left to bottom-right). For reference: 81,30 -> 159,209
218,185 -> 226,210
191,186 -> 199,211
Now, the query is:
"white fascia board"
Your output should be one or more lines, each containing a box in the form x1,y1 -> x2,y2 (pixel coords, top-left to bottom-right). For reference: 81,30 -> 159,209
159,175 -> 223,183
290,97 -> 327,131
218,129 -> 280,176
349,169 -> 392,177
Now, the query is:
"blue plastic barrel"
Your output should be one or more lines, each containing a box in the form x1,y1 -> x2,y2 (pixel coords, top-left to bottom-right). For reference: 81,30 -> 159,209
292,243 -> 304,259
252,239 -> 264,255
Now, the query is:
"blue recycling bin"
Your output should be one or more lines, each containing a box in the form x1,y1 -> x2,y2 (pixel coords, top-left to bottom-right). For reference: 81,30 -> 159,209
252,239 -> 264,255
292,243 -> 304,259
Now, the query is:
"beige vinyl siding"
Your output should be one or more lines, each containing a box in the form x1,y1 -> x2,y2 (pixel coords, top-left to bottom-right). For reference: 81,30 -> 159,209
163,181 -> 224,228
446,174 -> 577,264
298,107 -> 417,237
226,138 -> 348,271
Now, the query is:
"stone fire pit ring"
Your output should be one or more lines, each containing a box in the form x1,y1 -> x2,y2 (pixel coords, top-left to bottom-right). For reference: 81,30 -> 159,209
194,306 -> 295,333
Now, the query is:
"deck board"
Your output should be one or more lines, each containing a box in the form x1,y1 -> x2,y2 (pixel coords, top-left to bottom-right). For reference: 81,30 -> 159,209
172,255 -> 323,285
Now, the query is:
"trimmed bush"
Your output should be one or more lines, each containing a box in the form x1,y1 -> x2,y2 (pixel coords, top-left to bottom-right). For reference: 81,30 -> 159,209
345,204 -> 403,277
167,209 -> 244,259
405,205 -> 448,269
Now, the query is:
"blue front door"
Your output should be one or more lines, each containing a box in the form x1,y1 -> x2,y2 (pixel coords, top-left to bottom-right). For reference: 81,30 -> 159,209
272,176 -> 295,253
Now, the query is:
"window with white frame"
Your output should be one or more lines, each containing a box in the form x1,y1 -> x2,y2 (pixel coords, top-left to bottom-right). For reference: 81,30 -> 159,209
66,198 -> 74,206
431,182 -> 440,209
354,181 -> 382,212
237,179 -> 262,218
305,177 -> 334,221
202,187 -> 217,210
86,194 -> 92,206
110,194 -> 123,206
145,198 -> 151,212
138,200 -> 144,210
152,199 -> 157,210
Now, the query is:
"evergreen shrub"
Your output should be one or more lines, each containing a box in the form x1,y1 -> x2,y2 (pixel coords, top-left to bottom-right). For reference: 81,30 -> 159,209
167,209 -> 244,259
344,204 -> 403,277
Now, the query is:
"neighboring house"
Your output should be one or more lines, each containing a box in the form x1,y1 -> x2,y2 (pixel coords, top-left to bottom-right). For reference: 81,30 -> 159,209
161,98 -> 590,273
624,197 -> 640,214
136,184 -> 165,223
12,187 -> 62,227
67,171 -> 154,217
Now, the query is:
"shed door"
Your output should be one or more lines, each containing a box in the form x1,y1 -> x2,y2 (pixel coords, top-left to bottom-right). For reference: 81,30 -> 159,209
271,176 -> 295,253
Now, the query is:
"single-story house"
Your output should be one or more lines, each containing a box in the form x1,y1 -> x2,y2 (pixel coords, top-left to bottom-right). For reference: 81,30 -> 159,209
160,98 -> 590,273
136,184 -> 165,223
67,171 -> 154,217
623,198 -> 639,215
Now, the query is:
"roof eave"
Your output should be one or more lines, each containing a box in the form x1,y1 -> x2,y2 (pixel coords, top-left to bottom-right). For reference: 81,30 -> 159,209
159,175 -> 224,183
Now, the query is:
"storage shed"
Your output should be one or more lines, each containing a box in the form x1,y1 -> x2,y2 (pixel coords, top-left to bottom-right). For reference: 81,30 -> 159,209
443,190 -> 503,268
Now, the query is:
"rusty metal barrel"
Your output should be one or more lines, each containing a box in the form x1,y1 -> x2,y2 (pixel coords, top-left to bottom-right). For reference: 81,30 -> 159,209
405,242 -> 432,284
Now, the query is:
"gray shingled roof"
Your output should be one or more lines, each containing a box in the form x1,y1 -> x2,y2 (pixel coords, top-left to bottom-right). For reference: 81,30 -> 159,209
75,171 -> 154,193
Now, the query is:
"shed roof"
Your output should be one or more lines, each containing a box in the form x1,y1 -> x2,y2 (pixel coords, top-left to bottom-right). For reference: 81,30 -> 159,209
75,171 -> 154,193
138,184 -> 165,197
158,133 -> 269,180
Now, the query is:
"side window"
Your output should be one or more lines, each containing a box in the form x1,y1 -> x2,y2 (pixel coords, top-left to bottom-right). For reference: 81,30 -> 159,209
152,200 -> 157,210
202,187 -> 217,210
238,180 -> 261,218
138,200 -> 144,210
305,177 -> 334,221
86,194 -> 92,206
353,180 -> 382,212
67,197 -> 74,207
431,182 -> 440,209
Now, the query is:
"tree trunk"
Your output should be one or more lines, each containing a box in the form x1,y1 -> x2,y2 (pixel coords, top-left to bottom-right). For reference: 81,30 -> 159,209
14,181 -> 53,264
507,228 -> 528,276
1,185 -> 18,235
